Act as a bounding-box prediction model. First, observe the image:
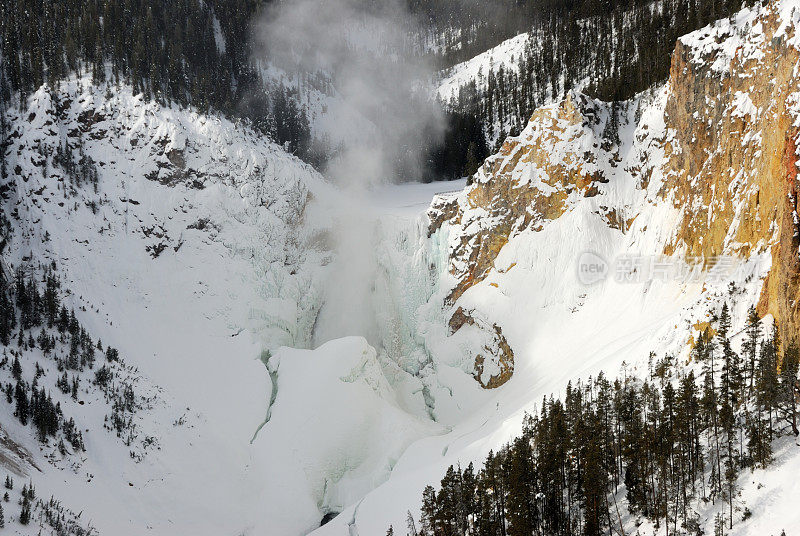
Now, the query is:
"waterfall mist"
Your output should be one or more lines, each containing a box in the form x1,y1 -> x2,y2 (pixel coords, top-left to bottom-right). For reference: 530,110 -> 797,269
253,0 -> 445,347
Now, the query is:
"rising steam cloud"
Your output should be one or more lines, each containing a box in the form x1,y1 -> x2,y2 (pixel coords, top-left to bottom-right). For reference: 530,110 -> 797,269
253,0 -> 444,189
253,0 -> 446,346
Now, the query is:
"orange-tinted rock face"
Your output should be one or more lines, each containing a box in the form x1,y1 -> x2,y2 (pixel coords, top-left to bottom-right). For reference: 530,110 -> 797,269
756,128 -> 800,345
660,4 -> 800,345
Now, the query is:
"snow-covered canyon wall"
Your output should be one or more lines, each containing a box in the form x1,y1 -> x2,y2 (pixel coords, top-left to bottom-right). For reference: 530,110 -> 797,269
429,0 -> 800,388
3,0 -> 800,533
663,2 -> 800,343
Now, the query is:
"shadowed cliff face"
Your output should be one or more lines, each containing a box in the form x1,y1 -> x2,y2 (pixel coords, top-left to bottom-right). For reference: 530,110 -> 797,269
429,0 -> 800,387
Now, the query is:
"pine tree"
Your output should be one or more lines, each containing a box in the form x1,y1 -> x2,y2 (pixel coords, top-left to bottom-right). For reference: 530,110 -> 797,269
757,330 -> 780,444
718,303 -> 742,407
420,485 -> 437,535
17,482 -> 33,525
10,357 -> 21,381
581,411 -> 609,536
742,306 -> 761,393
506,435 -> 536,536
0,282 -> 15,346
18,495 -> 29,525
780,341 -> 799,436
13,381 -> 27,426
435,465 -> 460,535
700,328 -> 723,499
406,510 -> 419,536
460,462 -> 477,531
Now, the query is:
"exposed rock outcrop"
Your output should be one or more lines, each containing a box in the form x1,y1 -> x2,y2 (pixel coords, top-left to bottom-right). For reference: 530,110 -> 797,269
429,93 -> 620,306
448,307 -> 514,388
